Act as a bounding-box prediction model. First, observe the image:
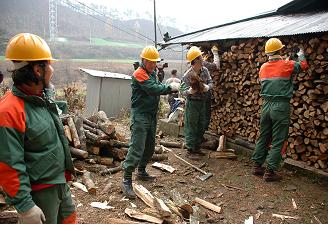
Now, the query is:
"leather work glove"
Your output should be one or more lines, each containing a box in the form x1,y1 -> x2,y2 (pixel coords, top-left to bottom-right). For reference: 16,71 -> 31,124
188,87 -> 197,95
203,84 -> 210,92
211,45 -> 220,69
18,205 -> 46,224
169,82 -> 180,92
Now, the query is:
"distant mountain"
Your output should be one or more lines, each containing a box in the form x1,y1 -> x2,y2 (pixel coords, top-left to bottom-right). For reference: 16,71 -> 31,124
0,0 -> 183,59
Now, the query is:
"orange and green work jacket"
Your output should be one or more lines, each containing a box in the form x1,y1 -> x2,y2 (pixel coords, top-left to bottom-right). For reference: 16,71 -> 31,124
0,86 -> 74,213
131,64 -> 172,115
259,55 -> 308,101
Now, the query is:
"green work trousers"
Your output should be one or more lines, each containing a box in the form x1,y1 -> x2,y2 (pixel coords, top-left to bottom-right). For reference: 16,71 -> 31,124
31,184 -> 76,224
122,112 -> 157,179
184,99 -> 207,150
252,101 -> 290,171
205,94 -> 212,131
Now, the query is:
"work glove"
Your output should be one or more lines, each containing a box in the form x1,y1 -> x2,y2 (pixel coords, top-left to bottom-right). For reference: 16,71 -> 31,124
18,205 -> 46,224
203,84 -> 210,92
211,46 -> 220,70
169,82 -> 180,92
187,87 -> 197,95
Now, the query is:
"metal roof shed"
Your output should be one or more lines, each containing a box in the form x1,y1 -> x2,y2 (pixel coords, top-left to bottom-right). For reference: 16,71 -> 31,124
80,68 -> 132,118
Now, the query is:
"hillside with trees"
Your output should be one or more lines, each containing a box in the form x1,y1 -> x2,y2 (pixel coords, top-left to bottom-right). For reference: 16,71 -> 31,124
0,0 -> 183,59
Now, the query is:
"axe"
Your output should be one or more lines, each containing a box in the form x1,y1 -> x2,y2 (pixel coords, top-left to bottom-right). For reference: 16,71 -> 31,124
161,145 -> 213,181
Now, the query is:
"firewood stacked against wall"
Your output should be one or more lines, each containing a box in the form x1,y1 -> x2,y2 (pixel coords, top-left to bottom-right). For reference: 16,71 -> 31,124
61,111 -> 129,172
205,34 -> 328,171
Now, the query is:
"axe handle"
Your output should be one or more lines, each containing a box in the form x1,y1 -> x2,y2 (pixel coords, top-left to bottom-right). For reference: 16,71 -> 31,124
171,151 -> 207,174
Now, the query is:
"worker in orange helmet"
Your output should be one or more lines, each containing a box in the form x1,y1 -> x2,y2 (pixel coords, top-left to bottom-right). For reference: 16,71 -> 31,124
252,38 -> 308,181
121,46 -> 179,199
0,33 -> 77,223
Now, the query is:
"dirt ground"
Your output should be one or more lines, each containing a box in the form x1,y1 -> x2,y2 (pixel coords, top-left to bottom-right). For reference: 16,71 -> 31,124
0,120 -> 328,224
71,120 -> 328,224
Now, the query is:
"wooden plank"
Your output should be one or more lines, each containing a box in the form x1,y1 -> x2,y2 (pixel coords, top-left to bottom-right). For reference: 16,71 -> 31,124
208,151 -> 237,159
284,158 -> 328,177
152,162 -> 175,173
193,197 -> 222,213
125,208 -> 163,224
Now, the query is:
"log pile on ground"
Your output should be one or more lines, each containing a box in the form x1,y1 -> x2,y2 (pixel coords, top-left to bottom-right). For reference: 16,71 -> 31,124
61,111 -> 129,179
202,34 -> 327,172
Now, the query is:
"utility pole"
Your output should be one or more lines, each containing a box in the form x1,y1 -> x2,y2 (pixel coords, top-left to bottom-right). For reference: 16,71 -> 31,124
153,0 -> 157,48
49,0 -> 58,42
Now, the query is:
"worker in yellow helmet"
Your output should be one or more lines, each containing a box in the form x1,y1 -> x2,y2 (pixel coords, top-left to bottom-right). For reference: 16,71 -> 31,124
180,46 -> 214,160
252,38 -> 308,181
121,46 -> 179,199
0,33 -> 77,223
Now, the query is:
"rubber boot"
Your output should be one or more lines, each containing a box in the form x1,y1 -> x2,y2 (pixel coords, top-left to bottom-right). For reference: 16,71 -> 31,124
121,179 -> 136,199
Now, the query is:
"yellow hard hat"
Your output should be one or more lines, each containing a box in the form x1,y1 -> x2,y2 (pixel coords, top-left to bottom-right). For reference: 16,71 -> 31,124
265,38 -> 285,54
5,33 -> 56,62
140,46 -> 161,62
186,46 -> 202,62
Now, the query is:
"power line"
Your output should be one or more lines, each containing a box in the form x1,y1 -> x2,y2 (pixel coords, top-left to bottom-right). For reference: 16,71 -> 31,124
61,0 -> 155,43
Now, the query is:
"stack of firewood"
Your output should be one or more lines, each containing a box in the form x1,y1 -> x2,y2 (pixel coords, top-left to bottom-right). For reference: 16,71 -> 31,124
203,34 -> 328,171
61,111 -> 129,171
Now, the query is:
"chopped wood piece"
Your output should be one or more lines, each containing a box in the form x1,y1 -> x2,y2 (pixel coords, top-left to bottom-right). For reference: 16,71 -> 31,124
82,170 -> 97,195
125,208 -> 163,224
193,197 -> 222,213
132,183 -> 155,208
63,125 -> 72,142
153,197 -> 172,218
272,213 -> 300,220
152,162 -> 175,173
160,140 -> 184,148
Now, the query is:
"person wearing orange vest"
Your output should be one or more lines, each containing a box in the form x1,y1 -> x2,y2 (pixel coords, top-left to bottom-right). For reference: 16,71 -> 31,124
0,33 -> 77,223
121,46 -> 179,199
252,38 -> 308,181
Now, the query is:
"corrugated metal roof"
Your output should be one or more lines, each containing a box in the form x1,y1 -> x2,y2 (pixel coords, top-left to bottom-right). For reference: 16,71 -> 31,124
163,12 -> 327,45
80,68 -> 131,80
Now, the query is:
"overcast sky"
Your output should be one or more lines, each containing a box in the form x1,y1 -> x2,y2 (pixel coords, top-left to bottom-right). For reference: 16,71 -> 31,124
80,0 -> 293,32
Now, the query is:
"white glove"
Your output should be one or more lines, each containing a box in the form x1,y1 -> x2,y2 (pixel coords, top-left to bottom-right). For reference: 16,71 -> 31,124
203,84 -> 210,92
169,82 -> 180,92
188,87 -> 197,95
297,48 -> 304,57
18,205 -> 46,224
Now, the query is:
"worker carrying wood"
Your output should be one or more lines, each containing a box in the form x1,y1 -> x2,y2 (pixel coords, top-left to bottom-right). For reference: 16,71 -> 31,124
0,33 -> 77,223
121,46 -> 179,199
252,38 -> 308,181
180,46 -> 213,160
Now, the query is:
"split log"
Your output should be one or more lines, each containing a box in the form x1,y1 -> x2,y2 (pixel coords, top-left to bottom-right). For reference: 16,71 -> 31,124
82,170 -> 97,195
153,197 -> 172,218
68,117 -> 80,148
193,197 -> 222,213
84,164 -> 108,173
132,183 -> 155,208
208,151 -> 237,159
125,208 -> 163,224
152,162 -> 175,173
70,147 -> 89,159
